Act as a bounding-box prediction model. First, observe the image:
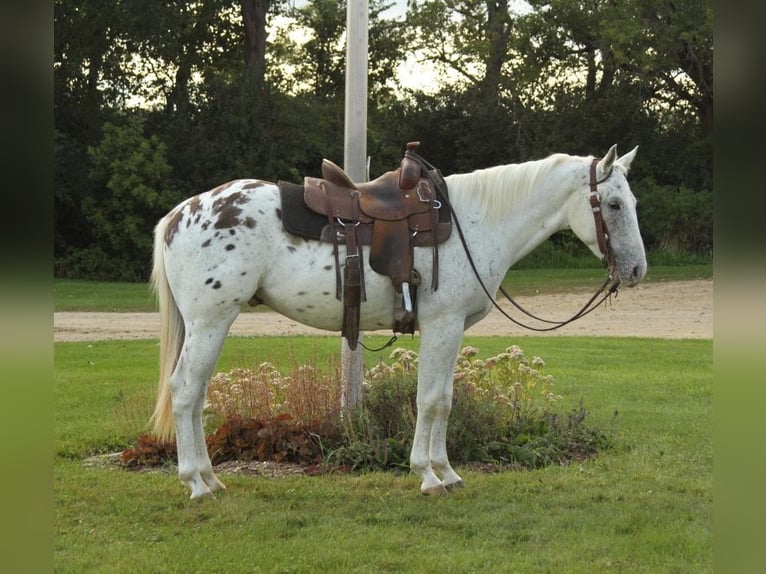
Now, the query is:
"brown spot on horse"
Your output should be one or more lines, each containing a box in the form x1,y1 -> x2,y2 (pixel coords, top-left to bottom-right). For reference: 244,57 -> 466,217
164,209 -> 184,246
213,192 -> 251,229
210,182 -> 236,197
189,195 -> 203,215
241,181 -> 267,190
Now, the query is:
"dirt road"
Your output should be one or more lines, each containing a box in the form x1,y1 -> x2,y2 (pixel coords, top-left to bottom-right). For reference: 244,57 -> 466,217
54,280 -> 712,342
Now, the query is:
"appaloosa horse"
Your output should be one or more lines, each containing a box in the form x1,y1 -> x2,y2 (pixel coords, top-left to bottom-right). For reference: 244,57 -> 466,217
150,145 -> 646,499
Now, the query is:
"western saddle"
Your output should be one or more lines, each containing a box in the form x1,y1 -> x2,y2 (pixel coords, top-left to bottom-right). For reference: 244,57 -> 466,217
302,142 -> 451,349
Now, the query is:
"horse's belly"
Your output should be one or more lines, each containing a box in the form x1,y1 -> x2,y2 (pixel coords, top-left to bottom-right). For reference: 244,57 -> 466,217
257,255 -> 398,333
263,294 -> 398,333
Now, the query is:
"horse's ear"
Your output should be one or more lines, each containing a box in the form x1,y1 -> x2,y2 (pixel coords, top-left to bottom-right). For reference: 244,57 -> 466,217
616,146 -> 638,172
596,145 -> 618,179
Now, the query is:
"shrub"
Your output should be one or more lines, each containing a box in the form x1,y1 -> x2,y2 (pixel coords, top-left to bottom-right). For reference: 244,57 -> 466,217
345,345 -> 610,470
122,346 -> 610,472
634,177 -> 713,255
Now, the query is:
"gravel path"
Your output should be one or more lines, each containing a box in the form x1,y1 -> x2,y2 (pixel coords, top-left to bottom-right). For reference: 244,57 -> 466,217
54,280 -> 712,342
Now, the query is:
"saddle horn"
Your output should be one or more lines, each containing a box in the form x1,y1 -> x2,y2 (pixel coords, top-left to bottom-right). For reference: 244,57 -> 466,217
399,141 -> 422,189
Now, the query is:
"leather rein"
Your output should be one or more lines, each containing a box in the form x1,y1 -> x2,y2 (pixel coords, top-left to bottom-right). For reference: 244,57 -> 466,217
413,153 -> 621,332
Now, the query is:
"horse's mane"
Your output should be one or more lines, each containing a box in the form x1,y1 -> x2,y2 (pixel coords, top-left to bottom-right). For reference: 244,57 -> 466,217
446,153 -> 573,223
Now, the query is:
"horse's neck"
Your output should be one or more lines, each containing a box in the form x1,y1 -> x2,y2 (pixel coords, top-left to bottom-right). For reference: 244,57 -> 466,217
446,160 -> 576,268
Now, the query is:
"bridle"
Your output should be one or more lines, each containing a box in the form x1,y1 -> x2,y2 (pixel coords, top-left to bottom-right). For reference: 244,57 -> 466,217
412,152 -> 621,333
588,158 -> 617,277
491,158 -> 620,331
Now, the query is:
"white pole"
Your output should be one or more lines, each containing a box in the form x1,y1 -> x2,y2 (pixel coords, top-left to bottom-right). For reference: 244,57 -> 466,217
340,0 -> 368,408
344,0 -> 368,182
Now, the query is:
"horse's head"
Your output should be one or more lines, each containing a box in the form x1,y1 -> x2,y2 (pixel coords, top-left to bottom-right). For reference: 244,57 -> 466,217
568,145 -> 647,287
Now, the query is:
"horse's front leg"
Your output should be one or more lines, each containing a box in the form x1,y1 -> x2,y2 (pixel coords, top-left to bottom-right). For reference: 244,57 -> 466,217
428,401 -> 465,491
410,319 -> 465,495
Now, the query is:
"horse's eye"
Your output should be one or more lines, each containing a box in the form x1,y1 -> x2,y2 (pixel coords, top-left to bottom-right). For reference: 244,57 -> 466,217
608,201 -> 621,211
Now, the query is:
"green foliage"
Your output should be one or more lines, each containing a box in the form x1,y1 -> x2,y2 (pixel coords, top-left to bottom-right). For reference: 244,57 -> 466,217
60,120 -> 181,280
55,245 -> 145,282
54,0 -> 713,280
184,345 -> 610,472
330,348 -> 420,470
634,178 -> 714,255
344,345 -> 610,470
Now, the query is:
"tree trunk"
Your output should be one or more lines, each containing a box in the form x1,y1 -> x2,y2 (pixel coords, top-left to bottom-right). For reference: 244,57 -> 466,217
240,0 -> 269,83
483,0 -> 512,95
678,45 -> 713,136
166,58 -> 190,115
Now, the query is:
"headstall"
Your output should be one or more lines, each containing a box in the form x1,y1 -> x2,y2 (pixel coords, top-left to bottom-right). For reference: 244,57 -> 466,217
588,158 -> 616,277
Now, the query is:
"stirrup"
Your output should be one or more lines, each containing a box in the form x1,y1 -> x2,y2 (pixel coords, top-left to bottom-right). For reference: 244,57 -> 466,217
402,281 -> 413,313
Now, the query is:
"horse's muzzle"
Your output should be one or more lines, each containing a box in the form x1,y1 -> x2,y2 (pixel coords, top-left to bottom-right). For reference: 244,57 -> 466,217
621,261 -> 646,287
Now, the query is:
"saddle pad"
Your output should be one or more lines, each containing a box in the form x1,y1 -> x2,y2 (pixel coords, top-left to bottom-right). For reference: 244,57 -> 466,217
278,180 -> 326,241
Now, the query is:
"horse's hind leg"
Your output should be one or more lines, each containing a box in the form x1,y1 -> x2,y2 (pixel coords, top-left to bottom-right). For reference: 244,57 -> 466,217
171,319 -> 233,499
191,373 -> 226,494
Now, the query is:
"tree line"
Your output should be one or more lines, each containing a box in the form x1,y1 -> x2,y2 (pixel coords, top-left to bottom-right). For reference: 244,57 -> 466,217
54,0 -> 712,281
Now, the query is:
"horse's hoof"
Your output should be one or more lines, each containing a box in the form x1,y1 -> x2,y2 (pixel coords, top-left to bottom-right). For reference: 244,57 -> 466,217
189,491 -> 215,501
445,480 -> 465,491
421,484 -> 449,496
206,476 -> 227,492
188,485 -> 215,500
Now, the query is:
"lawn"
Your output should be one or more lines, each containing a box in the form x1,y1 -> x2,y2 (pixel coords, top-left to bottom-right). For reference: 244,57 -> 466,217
54,334 -> 712,573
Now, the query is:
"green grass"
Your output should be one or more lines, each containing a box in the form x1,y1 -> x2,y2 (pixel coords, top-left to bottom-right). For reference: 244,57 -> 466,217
54,279 -> 158,312
54,264 -> 712,312
55,335 -> 712,572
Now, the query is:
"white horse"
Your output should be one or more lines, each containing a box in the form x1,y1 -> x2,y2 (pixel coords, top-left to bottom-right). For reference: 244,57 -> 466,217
150,145 -> 646,499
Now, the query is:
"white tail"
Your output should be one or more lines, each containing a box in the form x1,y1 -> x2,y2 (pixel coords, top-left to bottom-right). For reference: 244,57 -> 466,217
150,215 -> 185,442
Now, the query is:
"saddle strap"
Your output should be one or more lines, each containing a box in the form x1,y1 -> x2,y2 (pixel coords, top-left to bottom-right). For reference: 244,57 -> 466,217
324,190 -> 343,301
341,192 -> 366,350
342,232 -> 361,349
430,203 -> 439,291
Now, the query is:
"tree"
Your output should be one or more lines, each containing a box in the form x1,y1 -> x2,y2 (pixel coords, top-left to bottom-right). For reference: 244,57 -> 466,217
638,0 -> 713,134
406,0 -> 515,96
55,0 -> 126,266
276,0 -> 406,102
516,0 -> 712,135
241,0 -> 283,83
54,0 -> 239,270
290,0 -> 348,97
122,1 -> 242,114
53,0 -> 713,279
81,120 -> 180,280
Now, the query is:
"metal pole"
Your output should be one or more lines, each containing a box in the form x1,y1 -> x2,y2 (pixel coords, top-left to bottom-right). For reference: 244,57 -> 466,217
340,0 -> 368,408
